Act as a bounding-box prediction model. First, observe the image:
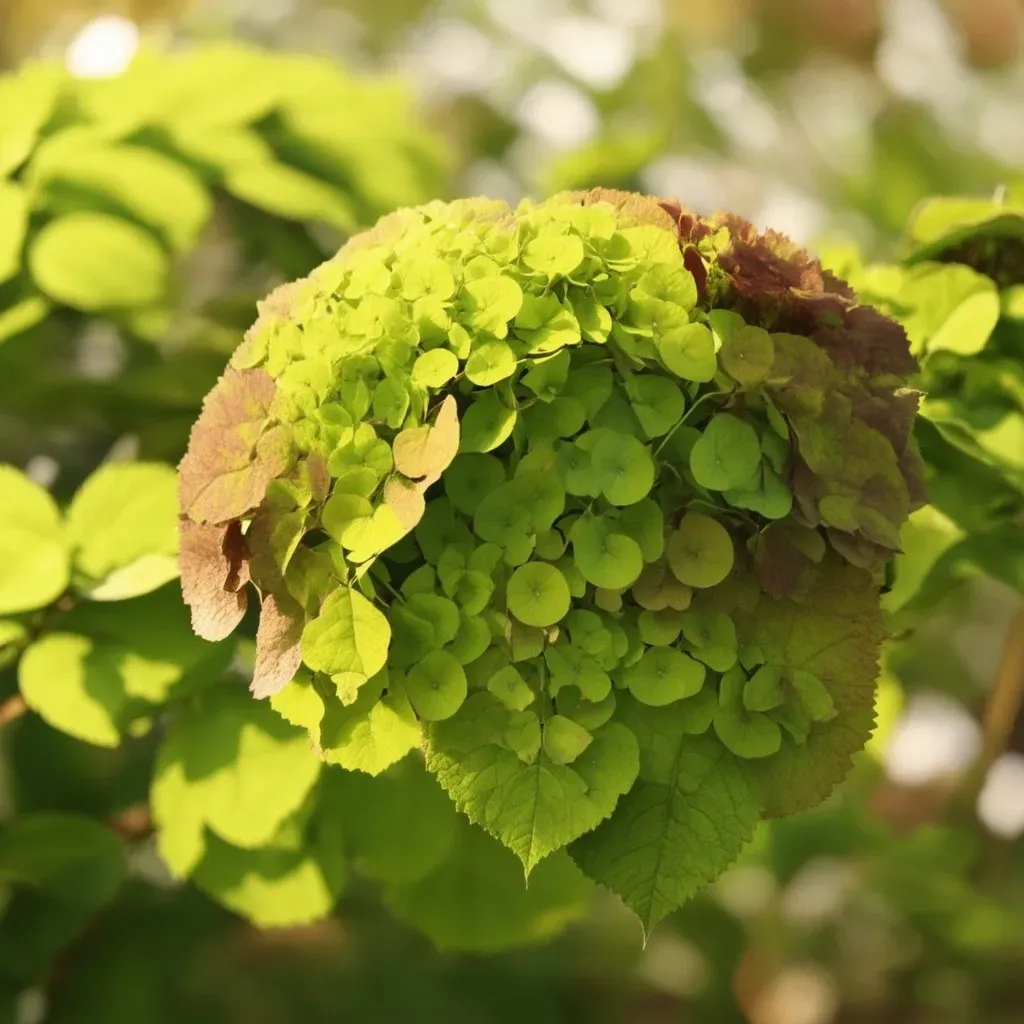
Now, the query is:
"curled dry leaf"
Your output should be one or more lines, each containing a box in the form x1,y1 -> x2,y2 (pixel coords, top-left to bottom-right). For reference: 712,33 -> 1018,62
251,593 -> 305,699
179,519 -> 249,641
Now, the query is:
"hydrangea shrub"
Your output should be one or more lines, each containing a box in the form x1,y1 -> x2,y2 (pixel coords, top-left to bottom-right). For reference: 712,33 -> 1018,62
179,187 -> 925,934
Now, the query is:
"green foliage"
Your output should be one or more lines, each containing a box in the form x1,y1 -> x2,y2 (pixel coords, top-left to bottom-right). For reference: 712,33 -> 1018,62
174,187 -> 921,936
823,189 -> 1024,622
0,43 -> 447,469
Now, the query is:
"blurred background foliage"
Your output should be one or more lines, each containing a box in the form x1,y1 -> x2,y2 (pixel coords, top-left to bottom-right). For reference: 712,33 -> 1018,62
1,1 -> 1024,1023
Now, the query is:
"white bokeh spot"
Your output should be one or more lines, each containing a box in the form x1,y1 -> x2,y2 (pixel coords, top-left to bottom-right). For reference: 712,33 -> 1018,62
66,16 -> 140,79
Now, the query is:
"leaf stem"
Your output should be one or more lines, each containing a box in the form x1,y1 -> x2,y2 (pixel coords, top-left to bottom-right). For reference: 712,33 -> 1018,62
653,388 -> 729,458
0,694 -> 27,727
980,604 -> 1024,776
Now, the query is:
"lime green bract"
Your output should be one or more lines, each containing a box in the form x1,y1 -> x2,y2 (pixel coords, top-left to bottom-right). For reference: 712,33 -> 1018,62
178,188 -> 924,934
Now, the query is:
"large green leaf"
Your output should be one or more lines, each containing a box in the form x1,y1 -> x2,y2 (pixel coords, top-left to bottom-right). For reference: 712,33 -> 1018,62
29,141 -> 212,252
0,814 -> 125,907
0,464 -> 68,616
66,461 -> 179,600
0,181 -> 29,285
18,589 -> 230,748
427,691 -> 639,874
224,162 -> 356,231
0,60 -> 63,175
382,816 -> 592,952
151,690 -> 321,878
572,721 -> 760,935
28,212 -> 168,310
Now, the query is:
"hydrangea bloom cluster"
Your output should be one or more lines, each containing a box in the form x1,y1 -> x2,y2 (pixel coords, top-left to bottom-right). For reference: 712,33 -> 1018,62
178,189 -> 924,931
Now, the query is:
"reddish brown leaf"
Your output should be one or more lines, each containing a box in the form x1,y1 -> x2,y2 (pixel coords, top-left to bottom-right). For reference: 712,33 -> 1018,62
251,593 -> 305,699
753,521 -> 822,600
179,519 -> 249,642
178,367 -> 294,525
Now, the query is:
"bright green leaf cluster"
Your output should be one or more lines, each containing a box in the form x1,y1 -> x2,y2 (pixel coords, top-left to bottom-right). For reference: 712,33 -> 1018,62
0,42 -> 446,348
178,187 -> 920,936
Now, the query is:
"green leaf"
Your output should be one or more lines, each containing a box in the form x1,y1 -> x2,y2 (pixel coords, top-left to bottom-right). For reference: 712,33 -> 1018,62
411,348 -> 459,389
459,275 -> 523,337
28,212 -> 168,310
0,293 -> 49,345
444,453 -> 505,516
586,430 -> 656,506
711,311 -> 774,386
723,464 -> 793,520
571,729 -> 759,935
523,233 -> 585,278
680,610 -> 738,673
790,669 -> 837,722
657,321 -> 716,382
466,339 -> 517,385
743,664 -> 784,711
625,375 -> 686,438
542,715 -> 593,765
694,554 -> 884,813
572,292 -> 612,343
18,589 -> 230,748
31,142 -> 212,252
459,392 -> 517,453
151,690 -> 321,877
193,830 -> 346,929
383,817 -> 592,952
689,414 -> 762,491
506,562 -> 571,627
224,161 -> 356,231
0,813 -> 125,906
0,464 -> 68,615
427,691 -> 639,873
0,181 -> 29,285
631,262 -> 697,308
713,705 -> 781,759
666,513 -> 735,589
504,709 -> 542,763
66,461 -> 179,599
898,262 -> 1000,357
405,650 -> 468,721
514,293 -> 581,354
301,586 -> 391,690
317,675 -> 422,775
572,516 -> 644,590
713,664 -> 782,758
487,665 -> 535,711
616,499 -> 665,562
331,756 -> 457,885
0,61 -> 62,175
622,647 -> 705,706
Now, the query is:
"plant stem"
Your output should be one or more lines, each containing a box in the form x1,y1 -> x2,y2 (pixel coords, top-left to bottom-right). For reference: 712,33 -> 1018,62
962,604 -> 1024,803
0,694 -> 27,727
980,604 -> 1024,775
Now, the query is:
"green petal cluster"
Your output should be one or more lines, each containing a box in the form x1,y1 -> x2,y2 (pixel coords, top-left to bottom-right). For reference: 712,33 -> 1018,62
179,188 -> 922,933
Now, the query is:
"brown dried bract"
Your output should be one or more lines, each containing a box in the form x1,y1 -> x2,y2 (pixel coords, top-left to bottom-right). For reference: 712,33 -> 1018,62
251,593 -> 305,699
178,367 -> 294,526
566,188 -> 678,232
179,519 -> 249,641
